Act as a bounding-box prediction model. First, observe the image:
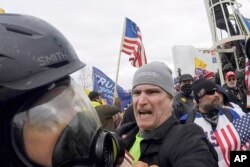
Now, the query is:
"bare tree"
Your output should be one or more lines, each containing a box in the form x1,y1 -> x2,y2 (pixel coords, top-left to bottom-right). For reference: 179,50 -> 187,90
71,65 -> 92,90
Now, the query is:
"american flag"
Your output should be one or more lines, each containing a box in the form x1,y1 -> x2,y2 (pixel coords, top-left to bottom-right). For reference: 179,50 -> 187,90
214,113 -> 250,166
121,18 -> 147,67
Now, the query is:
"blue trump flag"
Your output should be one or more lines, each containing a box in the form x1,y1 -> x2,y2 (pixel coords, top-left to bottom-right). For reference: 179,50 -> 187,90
92,67 -> 132,110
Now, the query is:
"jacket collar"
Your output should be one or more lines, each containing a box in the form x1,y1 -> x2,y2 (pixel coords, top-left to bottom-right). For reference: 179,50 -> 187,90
116,115 -> 179,141
140,115 -> 179,140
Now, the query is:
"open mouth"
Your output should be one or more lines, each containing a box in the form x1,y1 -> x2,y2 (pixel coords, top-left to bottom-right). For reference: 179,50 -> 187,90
139,111 -> 152,119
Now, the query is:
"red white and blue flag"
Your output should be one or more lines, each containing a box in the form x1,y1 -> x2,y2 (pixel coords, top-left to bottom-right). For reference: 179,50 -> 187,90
121,18 -> 147,67
213,113 -> 250,166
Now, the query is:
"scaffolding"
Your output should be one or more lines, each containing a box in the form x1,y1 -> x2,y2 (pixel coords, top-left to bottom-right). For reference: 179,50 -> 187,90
204,0 -> 250,84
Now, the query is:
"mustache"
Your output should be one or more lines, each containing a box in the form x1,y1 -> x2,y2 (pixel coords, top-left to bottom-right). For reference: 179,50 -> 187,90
214,96 -> 220,100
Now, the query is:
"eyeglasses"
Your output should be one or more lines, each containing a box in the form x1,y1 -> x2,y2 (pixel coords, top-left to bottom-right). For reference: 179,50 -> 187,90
205,89 -> 218,96
228,78 -> 235,81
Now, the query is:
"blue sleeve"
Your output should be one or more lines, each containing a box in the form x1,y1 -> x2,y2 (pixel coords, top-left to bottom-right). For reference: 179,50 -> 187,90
180,114 -> 188,121
228,109 -> 241,120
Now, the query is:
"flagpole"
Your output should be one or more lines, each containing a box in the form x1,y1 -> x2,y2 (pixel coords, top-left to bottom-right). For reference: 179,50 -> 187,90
113,18 -> 126,104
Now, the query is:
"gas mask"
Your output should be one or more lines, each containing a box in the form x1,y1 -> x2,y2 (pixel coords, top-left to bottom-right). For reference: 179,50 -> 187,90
180,84 -> 192,96
11,78 -> 124,167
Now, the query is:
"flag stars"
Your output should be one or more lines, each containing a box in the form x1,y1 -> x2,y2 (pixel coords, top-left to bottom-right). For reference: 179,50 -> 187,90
130,23 -> 137,35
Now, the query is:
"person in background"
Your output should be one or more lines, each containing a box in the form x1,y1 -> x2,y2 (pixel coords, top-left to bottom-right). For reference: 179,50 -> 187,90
211,0 -> 235,35
223,71 -> 247,113
222,63 -> 234,75
173,74 -> 195,119
214,71 -> 221,85
116,61 -> 218,166
173,77 -> 181,94
88,91 -> 122,131
211,0 -> 245,65
180,78 -> 244,167
235,70 -> 247,92
215,62 -> 235,85
120,104 -> 136,125
217,84 -> 245,117
203,70 -> 215,82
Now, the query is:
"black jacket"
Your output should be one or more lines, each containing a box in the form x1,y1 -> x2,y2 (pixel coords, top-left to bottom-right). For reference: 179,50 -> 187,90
223,84 -> 247,112
116,115 -> 218,167
173,93 -> 195,119
120,105 -> 136,125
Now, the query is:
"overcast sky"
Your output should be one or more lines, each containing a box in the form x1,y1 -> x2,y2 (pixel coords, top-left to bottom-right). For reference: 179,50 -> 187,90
1,0 -> 250,89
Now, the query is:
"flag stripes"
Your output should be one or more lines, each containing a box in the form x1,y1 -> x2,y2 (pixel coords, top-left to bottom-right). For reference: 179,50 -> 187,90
213,113 -> 250,166
121,18 -> 147,68
214,124 -> 241,166
124,150 -> 134,164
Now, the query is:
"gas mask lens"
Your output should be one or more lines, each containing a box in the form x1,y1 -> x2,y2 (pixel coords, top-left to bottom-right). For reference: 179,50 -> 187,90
11,79 -> 102,166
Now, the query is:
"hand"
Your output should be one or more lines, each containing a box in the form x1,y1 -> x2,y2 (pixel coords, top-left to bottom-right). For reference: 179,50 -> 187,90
133,161 -> 158,167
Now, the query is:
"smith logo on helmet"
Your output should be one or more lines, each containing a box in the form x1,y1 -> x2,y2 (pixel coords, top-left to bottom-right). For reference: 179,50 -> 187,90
36,51 -> 70,66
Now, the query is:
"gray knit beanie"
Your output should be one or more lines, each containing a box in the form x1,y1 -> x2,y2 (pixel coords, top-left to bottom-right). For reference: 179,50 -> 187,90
132,61 -> 174,97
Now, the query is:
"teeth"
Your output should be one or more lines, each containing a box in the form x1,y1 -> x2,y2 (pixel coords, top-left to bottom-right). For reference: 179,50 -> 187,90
140,112 -> 151,119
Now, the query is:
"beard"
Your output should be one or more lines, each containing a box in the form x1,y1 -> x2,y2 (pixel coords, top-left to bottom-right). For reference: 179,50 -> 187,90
203,98 -> 222,112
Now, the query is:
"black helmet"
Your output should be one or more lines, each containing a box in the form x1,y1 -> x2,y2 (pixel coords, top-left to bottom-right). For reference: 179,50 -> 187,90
0,13 -> 85,100
179,74 -> 193,82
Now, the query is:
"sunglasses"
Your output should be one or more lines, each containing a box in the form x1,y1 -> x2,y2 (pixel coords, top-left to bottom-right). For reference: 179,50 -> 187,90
228,78 -> 235,81
205,89 -> 218,96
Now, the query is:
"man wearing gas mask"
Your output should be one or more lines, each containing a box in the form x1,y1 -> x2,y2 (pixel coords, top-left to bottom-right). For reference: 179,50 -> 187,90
0,13 -> 124,167
173,74 -> 195,119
